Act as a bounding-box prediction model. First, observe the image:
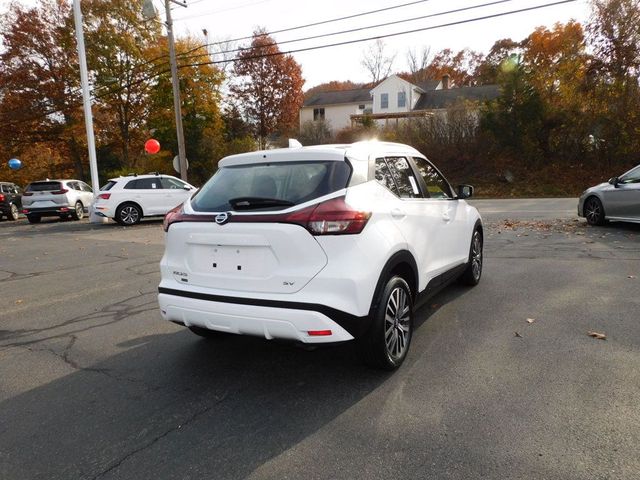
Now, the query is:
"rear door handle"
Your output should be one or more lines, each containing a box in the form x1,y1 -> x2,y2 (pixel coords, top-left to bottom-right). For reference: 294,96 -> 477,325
442,210 -> 451,222
391,208 -> 406,219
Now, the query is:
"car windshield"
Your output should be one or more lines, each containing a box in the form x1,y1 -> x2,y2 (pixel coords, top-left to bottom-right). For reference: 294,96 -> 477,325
190,161 -> 351,212
26,181 -> 62,192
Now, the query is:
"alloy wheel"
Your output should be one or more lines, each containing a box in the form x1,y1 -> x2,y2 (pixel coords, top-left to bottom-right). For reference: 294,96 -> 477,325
471,231 -> 482,280
75,203 -> 84,220
384,287 -> 411,361
585,198 -> 601,225
120,206 -> 139,225
10,204 -> 19,220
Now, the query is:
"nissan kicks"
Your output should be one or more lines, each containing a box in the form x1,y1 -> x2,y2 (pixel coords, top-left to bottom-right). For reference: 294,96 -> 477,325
158,142 -> 483,369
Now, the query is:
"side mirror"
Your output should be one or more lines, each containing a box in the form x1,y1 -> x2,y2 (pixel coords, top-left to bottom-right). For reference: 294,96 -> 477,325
183,185 -> 192,190
457,184 -> 474,199
608,177 -> 619,187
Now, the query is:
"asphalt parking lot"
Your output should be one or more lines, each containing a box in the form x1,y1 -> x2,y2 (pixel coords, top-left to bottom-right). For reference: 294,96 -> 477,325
1,199 -> 639,480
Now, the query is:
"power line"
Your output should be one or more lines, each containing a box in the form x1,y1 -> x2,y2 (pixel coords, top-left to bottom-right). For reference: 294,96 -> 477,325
181,0 -> 578,68
174,0 -> 274,20
176,0 -> 433,43
177,0 -> 518,64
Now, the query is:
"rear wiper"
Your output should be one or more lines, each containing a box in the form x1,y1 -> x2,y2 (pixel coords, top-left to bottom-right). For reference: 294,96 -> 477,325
229,197 -> 295,210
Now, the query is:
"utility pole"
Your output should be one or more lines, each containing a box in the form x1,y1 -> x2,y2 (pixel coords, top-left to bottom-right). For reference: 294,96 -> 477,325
72,0 -> 104,223
164,0 -> 189,182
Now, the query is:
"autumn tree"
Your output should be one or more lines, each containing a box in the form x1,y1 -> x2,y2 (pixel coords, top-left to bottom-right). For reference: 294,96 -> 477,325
231,30 -> 304,148
83,0 -> 161,169
361,39 -> 396,83
0,0 -> 84,180
146,37 -> 226,184
423,48 -> 485,86
406,46 -> 431,83
587,0 -> 640,164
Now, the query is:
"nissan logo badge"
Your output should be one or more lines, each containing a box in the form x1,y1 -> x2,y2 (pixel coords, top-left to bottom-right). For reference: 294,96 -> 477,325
215,212 -> 230,225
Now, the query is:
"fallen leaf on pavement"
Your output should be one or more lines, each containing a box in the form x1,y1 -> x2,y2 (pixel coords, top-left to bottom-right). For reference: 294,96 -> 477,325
628,275 -> 636,279
588,331 -> 606,340
526,318 -> 535,324
514,332 -> 523,338
15,299 -> 23,304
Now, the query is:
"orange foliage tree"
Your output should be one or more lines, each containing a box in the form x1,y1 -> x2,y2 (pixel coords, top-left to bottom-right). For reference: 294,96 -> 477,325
231,30 -> 304,148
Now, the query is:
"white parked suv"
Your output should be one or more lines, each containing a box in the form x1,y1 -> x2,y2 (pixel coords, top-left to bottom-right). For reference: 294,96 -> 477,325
94,173 -> 196,225
22,179 -> 94,223
158,142 -> 483,369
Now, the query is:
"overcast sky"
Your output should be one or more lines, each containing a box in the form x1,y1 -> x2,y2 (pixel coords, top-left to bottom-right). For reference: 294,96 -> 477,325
1,0 -> 593,88
170,0 -> 592,88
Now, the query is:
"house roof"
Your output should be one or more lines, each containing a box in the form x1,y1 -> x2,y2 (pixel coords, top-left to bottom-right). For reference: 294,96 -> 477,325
414,85 -> 500,110
303,88 -> 372,107
416,79 -> 440,91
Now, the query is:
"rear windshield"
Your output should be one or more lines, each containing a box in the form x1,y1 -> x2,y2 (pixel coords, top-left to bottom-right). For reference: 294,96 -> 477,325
191,161 -> 351,212
101,180 -> 117,191
26,181 -> 62,192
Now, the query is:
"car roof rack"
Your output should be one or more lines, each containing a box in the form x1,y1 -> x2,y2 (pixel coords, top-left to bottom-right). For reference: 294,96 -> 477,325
147,171 -> 160,175
127,173 -> 137,177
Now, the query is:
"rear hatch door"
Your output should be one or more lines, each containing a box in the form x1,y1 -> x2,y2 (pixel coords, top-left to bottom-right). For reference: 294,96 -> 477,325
24,181 -> 67,208
165,157 -> 352,294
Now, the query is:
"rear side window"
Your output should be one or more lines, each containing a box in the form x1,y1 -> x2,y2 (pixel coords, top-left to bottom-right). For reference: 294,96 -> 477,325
191,161 -> 351,212
26,182 -> 62,192
125,178 -> 161,189
374,159 -> 398,195
101,181 -> 117,191
384,157 -> 421,199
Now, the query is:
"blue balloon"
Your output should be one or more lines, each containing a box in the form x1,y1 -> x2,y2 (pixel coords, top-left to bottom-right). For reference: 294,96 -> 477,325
8,158 -> 22,170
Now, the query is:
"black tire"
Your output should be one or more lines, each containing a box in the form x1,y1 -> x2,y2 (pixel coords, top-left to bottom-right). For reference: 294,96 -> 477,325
358,276 -> 413,370
71,201 -> 84,220
27,215 -> 41,224
460,228 -> 483,286
8,204 -> 20,221
116,202 -> 142,226
188,326 -> 225,339
584,196 -> 606,226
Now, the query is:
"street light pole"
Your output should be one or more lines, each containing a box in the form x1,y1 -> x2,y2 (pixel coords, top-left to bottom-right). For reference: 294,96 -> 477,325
164,0 -> 188,182
72,0 -> 103,223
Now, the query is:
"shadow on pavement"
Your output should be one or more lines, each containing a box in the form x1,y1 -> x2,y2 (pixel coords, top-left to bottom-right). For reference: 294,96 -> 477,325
0,284 -> 468,480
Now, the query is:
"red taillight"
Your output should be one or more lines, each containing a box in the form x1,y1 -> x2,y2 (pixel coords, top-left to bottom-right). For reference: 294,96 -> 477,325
306,197 -> 371,235
22,192 -> 33,196
52,189 -> 68,195
98,193 -> 111,200
0,194 -> 4,202
308,330 -> 332,336
163,204 -> 184,232
163,197 -> 371,235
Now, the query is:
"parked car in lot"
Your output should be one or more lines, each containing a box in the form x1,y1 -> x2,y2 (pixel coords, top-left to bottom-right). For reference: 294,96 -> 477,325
158,141 -> 483,370
0,182 -> 22,221
578,163 -> 640,225
22,179 -> 93,223
93,173 -> 196,226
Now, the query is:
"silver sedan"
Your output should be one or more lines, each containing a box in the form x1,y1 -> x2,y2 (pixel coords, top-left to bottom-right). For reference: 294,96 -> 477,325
578,164 -> 640,225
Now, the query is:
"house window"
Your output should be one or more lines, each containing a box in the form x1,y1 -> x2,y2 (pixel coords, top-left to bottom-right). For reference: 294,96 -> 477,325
398,91 -> 406,108
358,104 -> 365,110
380,93 -> 388,109
313,108 -> 325,121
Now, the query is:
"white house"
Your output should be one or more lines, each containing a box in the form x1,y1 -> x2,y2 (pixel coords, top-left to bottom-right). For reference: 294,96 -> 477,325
300,74 -> 499,133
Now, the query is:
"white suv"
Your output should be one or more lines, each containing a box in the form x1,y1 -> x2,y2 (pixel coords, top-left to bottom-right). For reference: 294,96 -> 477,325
22,179 -> 94,223
158,142 -> 483,369
94,173 -> 196,226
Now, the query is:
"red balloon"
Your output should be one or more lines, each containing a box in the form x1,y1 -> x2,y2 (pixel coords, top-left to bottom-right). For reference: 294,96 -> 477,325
145,139 -> 160,154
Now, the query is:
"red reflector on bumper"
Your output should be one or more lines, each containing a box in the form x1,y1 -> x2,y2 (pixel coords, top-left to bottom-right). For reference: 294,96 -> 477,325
308,330 -> 332,336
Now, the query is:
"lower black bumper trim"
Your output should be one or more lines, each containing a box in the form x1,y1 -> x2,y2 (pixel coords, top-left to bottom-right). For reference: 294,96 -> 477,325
158,287 -> 370,338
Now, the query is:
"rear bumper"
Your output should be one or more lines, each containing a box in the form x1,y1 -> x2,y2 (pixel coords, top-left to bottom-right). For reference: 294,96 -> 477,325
158,288 -> 366,343
22,206 -> 73,217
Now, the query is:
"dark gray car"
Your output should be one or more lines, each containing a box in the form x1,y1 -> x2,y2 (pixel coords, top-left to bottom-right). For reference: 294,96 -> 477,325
578,164 -> 640,225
